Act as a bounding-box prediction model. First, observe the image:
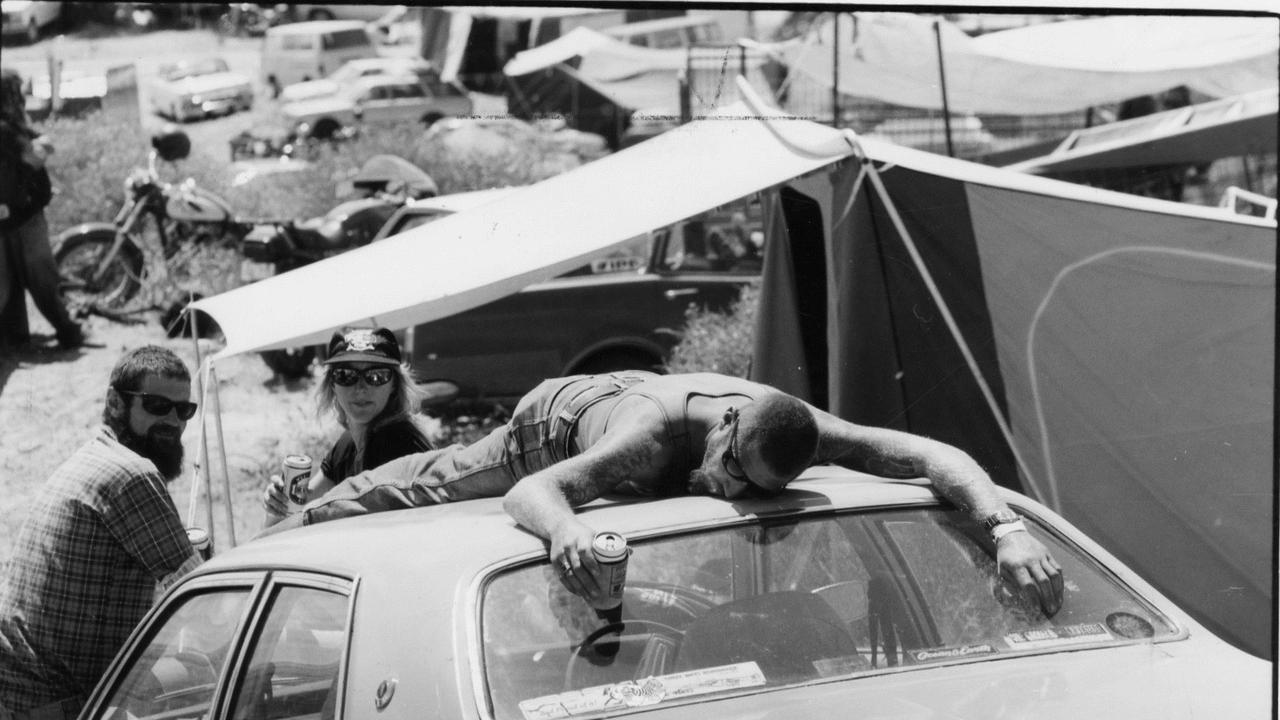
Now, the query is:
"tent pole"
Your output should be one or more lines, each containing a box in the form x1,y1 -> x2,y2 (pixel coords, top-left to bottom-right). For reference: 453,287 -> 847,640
851,144 -> 1045,503
208,362 -> 237,548
187,303 -> 214,549
933,19 -> 955,158
830,12 -> 839,128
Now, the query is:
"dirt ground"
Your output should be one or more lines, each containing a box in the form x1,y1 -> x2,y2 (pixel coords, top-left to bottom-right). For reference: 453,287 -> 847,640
0,26 -> 392,567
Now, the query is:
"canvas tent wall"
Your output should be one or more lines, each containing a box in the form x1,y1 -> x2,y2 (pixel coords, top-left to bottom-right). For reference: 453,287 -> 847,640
753,133 -> 1275,659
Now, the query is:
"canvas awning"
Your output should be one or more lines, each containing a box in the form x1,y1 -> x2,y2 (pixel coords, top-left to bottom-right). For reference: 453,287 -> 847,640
1005,88 -> 1278,174
774,13 -> 1278,114
189,107 -> 853,360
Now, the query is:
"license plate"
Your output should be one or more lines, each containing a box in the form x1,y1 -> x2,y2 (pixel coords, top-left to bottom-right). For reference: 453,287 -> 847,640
240,259 -> 275,283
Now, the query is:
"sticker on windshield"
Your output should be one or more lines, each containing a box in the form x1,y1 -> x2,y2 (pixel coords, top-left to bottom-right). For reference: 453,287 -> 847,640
909,644 -> 998,663
1003,622 -> 1113,650
518,662 -> 766,719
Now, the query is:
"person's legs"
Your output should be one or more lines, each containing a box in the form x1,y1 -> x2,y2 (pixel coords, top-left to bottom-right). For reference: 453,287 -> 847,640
12,213 -> 81,347
0,228 -> 31,347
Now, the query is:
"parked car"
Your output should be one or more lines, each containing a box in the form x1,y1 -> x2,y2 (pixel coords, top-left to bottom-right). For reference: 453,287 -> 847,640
372,192 -> 764,401
289,3 -> 404,23
279,56 -> 448,103
149,57 -> 254,122
1,0 -> 60,42
260,19 -> 377,95
282,73 -> 473,140
78,469 -> 1270,720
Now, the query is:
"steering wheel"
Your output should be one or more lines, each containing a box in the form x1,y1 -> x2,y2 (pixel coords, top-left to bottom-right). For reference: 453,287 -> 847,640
564,619 -> 684,690
621,581 -> 716,625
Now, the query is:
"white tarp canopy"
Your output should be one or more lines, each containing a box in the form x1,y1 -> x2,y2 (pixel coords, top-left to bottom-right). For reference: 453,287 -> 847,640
189,107 -> 852,360
504,26 -> 686,79
775,13 -> 1278,114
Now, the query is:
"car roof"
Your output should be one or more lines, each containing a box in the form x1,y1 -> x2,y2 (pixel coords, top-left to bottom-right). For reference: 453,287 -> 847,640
199,468 -> 1012,582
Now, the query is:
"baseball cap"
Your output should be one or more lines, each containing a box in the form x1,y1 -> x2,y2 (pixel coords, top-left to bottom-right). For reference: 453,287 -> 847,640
323,327 -> 401,366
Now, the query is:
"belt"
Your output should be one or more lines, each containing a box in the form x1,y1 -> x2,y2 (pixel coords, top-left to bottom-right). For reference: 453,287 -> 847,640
552,372 -> 651,458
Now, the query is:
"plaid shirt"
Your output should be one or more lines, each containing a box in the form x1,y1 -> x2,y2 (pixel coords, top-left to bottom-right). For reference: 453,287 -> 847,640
0,426 -> 194,712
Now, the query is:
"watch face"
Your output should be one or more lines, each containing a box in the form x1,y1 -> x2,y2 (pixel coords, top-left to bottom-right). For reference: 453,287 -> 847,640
984,510 -> 1020,531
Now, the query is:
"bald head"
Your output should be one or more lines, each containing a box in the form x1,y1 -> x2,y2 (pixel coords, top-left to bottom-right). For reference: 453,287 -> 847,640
738,393 -> 818,491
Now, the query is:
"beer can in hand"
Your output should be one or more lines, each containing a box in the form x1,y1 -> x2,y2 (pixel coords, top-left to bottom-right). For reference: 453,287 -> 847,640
592,531 -> 630,610
282,454 -> 313,507
187,527 -> 212,561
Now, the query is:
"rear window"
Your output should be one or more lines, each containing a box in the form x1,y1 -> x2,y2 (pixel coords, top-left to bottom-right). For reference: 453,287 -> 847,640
280,35 -> 316,51
323,29 -> 371,50
481,507 -> 1177,720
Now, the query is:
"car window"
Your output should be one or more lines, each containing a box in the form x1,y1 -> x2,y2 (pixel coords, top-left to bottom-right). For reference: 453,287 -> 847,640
481,508 -> 1178,719
323,29 -> 371,50
229,584 -> 350,720
95,588 -> 253,720
392,83 -> 426,99
281,35 -> 316,51
659,196 -> 763,274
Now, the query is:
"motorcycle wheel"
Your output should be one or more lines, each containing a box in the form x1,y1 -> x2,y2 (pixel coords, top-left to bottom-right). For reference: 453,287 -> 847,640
55,233 -> 146,310
261,346 -> 317,379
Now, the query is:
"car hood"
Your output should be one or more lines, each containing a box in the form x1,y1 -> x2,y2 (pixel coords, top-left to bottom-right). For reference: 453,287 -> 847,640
280,79 -> 339,102
622,641 -> 1270,720
162,72 -> 250,94
282,96 -> 354,120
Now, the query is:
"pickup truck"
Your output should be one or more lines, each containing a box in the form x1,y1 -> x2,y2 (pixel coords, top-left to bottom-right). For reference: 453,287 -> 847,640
373,192 -> 763,403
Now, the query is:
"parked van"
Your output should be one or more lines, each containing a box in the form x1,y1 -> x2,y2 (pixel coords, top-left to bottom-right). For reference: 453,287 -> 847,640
261,20 -> 378,96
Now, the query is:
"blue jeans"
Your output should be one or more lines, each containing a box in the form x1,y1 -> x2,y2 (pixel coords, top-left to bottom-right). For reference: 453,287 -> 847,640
304,373 -> 655,524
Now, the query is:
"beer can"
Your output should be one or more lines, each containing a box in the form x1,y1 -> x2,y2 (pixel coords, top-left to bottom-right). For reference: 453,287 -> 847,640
592,531 -> 630,609
186,527 -> 212,561
282,454 -> 313,506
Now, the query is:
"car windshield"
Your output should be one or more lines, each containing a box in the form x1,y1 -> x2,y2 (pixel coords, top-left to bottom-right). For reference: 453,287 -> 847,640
160,58 -> 229,81
481,507 -> 1178,719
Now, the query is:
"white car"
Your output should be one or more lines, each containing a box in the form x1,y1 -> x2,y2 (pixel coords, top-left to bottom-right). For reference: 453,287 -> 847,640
279,56 -> 439,103
149,58 -> 254,123
281,73 -> 473,140
80,469 -> 1270,720
1,0 -> 60,42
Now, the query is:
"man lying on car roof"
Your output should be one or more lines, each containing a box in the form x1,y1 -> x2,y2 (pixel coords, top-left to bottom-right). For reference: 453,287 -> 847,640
261,371 -> 1064,615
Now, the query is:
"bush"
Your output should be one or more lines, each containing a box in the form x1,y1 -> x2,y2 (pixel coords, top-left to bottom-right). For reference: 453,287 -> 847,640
664,281 -> 759,378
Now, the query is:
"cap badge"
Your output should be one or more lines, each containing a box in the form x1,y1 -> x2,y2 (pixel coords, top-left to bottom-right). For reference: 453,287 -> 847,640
345,330 -> 377,352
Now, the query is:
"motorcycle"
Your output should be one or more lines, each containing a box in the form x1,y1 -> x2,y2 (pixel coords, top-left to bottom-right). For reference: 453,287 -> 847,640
239,155 -> 438,377
55,128 -> 255,313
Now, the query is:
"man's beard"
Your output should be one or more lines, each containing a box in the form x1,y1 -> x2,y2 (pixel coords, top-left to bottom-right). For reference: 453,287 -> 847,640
118,422 -> 185,481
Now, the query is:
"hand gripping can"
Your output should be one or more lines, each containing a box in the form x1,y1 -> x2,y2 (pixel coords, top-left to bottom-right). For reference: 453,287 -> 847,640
282,454 -> 313,507
592,531 -> 630,610
186,527 -> 212,561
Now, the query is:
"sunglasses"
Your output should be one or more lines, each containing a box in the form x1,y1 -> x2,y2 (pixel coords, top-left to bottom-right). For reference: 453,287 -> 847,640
330,366 -> 394,387
721,407 -> 750,482
116,389 -> 198,420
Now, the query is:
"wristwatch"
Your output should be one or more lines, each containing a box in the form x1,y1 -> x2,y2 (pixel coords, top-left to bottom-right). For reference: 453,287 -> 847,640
982,509 -> 1021,533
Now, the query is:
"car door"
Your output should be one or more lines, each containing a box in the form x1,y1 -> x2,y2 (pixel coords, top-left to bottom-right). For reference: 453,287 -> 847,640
386,80 -> 429,122
357,83 -> 397,123
80,571 -> 354,720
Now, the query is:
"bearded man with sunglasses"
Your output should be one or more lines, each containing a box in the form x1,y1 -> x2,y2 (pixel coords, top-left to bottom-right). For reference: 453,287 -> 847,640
265,371 -> 1063,619
0,346 -> 201,720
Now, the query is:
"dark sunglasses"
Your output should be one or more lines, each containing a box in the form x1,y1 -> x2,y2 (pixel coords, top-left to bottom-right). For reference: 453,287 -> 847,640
721,407 -> 750,482
116,389 -> 198,420
331,366 -> 394,387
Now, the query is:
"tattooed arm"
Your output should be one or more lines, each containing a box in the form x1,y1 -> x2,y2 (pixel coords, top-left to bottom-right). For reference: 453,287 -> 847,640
809,406 -> 1064,615
503,413 -> 669,607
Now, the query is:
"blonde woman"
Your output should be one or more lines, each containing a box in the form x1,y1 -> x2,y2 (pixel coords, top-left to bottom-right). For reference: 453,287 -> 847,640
262,327 -> 430,526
